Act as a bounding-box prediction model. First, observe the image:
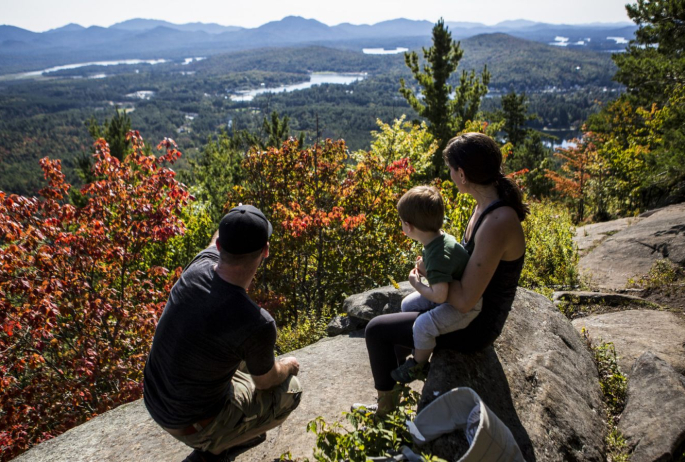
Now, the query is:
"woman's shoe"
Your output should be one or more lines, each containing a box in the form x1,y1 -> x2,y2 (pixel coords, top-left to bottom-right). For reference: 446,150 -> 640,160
390,357 -> 430,384
350,402 -> 379,413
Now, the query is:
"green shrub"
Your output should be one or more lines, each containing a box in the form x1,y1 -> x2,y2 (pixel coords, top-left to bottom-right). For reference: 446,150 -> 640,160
582,328 -> 629,461
628,258 -> 681,290
147,198 -> 215,271
276,309 -> 330,354
520,200 -> 579,295
282,383 -> 446,462
441,179 -> 476,238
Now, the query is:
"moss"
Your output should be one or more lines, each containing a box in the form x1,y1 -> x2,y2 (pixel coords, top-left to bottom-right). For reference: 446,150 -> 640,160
582,328 -> 630,461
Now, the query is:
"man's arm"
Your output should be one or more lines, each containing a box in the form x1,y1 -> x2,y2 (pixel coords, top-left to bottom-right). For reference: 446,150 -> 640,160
251,356 -> 300,390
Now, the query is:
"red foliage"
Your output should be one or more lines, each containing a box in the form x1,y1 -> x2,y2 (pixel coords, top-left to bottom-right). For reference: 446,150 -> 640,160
229,139 -> 416,322
0,133 -> 190,460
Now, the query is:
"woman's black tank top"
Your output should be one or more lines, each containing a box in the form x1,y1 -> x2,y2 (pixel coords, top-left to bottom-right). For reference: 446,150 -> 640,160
435,200 -> 525,353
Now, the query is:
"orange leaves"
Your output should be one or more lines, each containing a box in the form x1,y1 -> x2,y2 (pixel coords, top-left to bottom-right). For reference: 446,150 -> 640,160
228,138 -> 416,322
342,214 -> 366,231
0,130 -> 190,461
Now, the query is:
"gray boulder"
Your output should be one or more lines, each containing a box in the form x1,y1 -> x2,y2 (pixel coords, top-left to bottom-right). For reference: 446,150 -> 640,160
420,289 -> 606,462
326,313 -> 366,336
13,334 -> 384,462
575,216 -> 642,257
12,399 -> 188,462
619,352 -> 685,462
579,203 -> 685,290
572,310 -> 685,374
342,281 -> 414,321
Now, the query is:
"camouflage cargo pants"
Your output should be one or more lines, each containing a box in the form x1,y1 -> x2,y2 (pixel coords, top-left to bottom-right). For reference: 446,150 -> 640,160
172,370 -> 302,455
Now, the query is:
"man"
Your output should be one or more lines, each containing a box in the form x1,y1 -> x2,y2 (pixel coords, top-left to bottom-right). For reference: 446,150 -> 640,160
144,204 -> 302,462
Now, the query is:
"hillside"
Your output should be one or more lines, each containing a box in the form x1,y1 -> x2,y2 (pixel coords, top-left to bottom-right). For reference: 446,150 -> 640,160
460,33 -> 618,89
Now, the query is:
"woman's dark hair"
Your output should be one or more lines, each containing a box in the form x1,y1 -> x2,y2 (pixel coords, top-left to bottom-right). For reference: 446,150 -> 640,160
443,132 -> 529,221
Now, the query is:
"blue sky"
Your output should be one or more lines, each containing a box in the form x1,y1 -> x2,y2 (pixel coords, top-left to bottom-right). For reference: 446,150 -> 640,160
2,0 -> 633,32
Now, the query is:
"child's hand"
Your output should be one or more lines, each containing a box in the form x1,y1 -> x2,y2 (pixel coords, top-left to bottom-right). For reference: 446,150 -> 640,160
408,267 -> 422,288
415,256 -> 426,277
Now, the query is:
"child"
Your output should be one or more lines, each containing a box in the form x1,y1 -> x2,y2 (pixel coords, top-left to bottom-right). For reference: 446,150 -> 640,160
392,185 -> 482,383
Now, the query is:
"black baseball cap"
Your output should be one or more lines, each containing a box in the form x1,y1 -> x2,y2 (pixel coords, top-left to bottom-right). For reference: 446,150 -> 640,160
218,204 -> 273,254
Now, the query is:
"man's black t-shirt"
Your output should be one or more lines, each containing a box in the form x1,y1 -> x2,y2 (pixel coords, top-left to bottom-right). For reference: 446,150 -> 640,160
143,247 -> 276,429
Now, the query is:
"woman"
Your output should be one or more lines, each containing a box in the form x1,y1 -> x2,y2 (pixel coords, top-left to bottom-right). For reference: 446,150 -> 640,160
363,132 -> 528,416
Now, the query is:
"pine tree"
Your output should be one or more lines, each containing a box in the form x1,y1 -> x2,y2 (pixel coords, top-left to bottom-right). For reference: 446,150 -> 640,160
613,0 -> 685,105
87,107 -> 132,160
501,91 -> 536,147
399,19 -> 490,177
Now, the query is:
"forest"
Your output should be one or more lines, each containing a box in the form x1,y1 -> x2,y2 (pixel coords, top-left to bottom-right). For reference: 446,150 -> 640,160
2,2 -> 684,460
0,33 -> 620,195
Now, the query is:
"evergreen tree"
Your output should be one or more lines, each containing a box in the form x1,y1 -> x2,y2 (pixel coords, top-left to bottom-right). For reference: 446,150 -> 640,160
613,0 -> 685,105
71,108 -> 133,206
87,107 -> 132,161
399,19 -> 490,177
508,132 -> 555,199
501,91 -> 536,147
185,130 -> 244,222
242,111 -> 303,150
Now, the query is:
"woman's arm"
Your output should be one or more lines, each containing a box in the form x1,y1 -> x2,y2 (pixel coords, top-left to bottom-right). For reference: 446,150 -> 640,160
446,207 -> 524,312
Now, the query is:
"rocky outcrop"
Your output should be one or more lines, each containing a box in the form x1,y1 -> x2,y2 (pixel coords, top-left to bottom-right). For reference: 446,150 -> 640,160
619,352 -> 685,462
14,334 -> 384,462
579,203 -> 685,290
575,216 -> 642,257
325,313 -> 366,336
572,310 -> 685,375
420,289 -> 606,462
18,287 -> 607,462
12,399 -> 188,462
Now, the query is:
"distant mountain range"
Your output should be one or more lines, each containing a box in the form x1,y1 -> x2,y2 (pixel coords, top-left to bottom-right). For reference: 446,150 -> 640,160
0,16 -> 637,75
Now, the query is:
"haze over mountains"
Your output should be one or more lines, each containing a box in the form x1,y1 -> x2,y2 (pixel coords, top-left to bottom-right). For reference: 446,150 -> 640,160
0,16 -> 636,75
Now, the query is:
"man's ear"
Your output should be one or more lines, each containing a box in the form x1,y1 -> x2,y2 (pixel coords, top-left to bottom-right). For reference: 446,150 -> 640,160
216,240 -> 222,252
263,242 -> 270,259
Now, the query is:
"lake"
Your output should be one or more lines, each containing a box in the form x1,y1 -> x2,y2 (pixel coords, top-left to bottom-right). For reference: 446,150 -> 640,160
229,72 -> 367,102
1,57 -> 205,81
363,47 -> 408,55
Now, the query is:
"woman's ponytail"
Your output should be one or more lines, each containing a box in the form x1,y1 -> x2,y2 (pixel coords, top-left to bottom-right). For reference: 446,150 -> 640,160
495,176 -> 529,222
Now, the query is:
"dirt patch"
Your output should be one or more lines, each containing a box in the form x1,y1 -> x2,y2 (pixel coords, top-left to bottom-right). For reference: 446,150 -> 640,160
640,282 -> 685,314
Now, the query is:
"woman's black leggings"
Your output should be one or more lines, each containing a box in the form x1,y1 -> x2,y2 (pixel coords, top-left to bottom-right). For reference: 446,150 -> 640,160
365,312 -> 417,391
365,311 -> 497,391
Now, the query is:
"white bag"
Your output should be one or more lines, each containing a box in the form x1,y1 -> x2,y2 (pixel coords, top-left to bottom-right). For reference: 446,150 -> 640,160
405,387 -> 525,462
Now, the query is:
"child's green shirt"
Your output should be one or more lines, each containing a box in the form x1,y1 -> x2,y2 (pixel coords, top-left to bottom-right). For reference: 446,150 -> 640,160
422,232 -> 470,285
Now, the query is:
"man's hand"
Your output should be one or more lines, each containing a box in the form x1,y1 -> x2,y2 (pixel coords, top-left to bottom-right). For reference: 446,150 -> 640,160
279,356 -> 300,376
252,356 -> 300,389
415,256 -> 426,277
